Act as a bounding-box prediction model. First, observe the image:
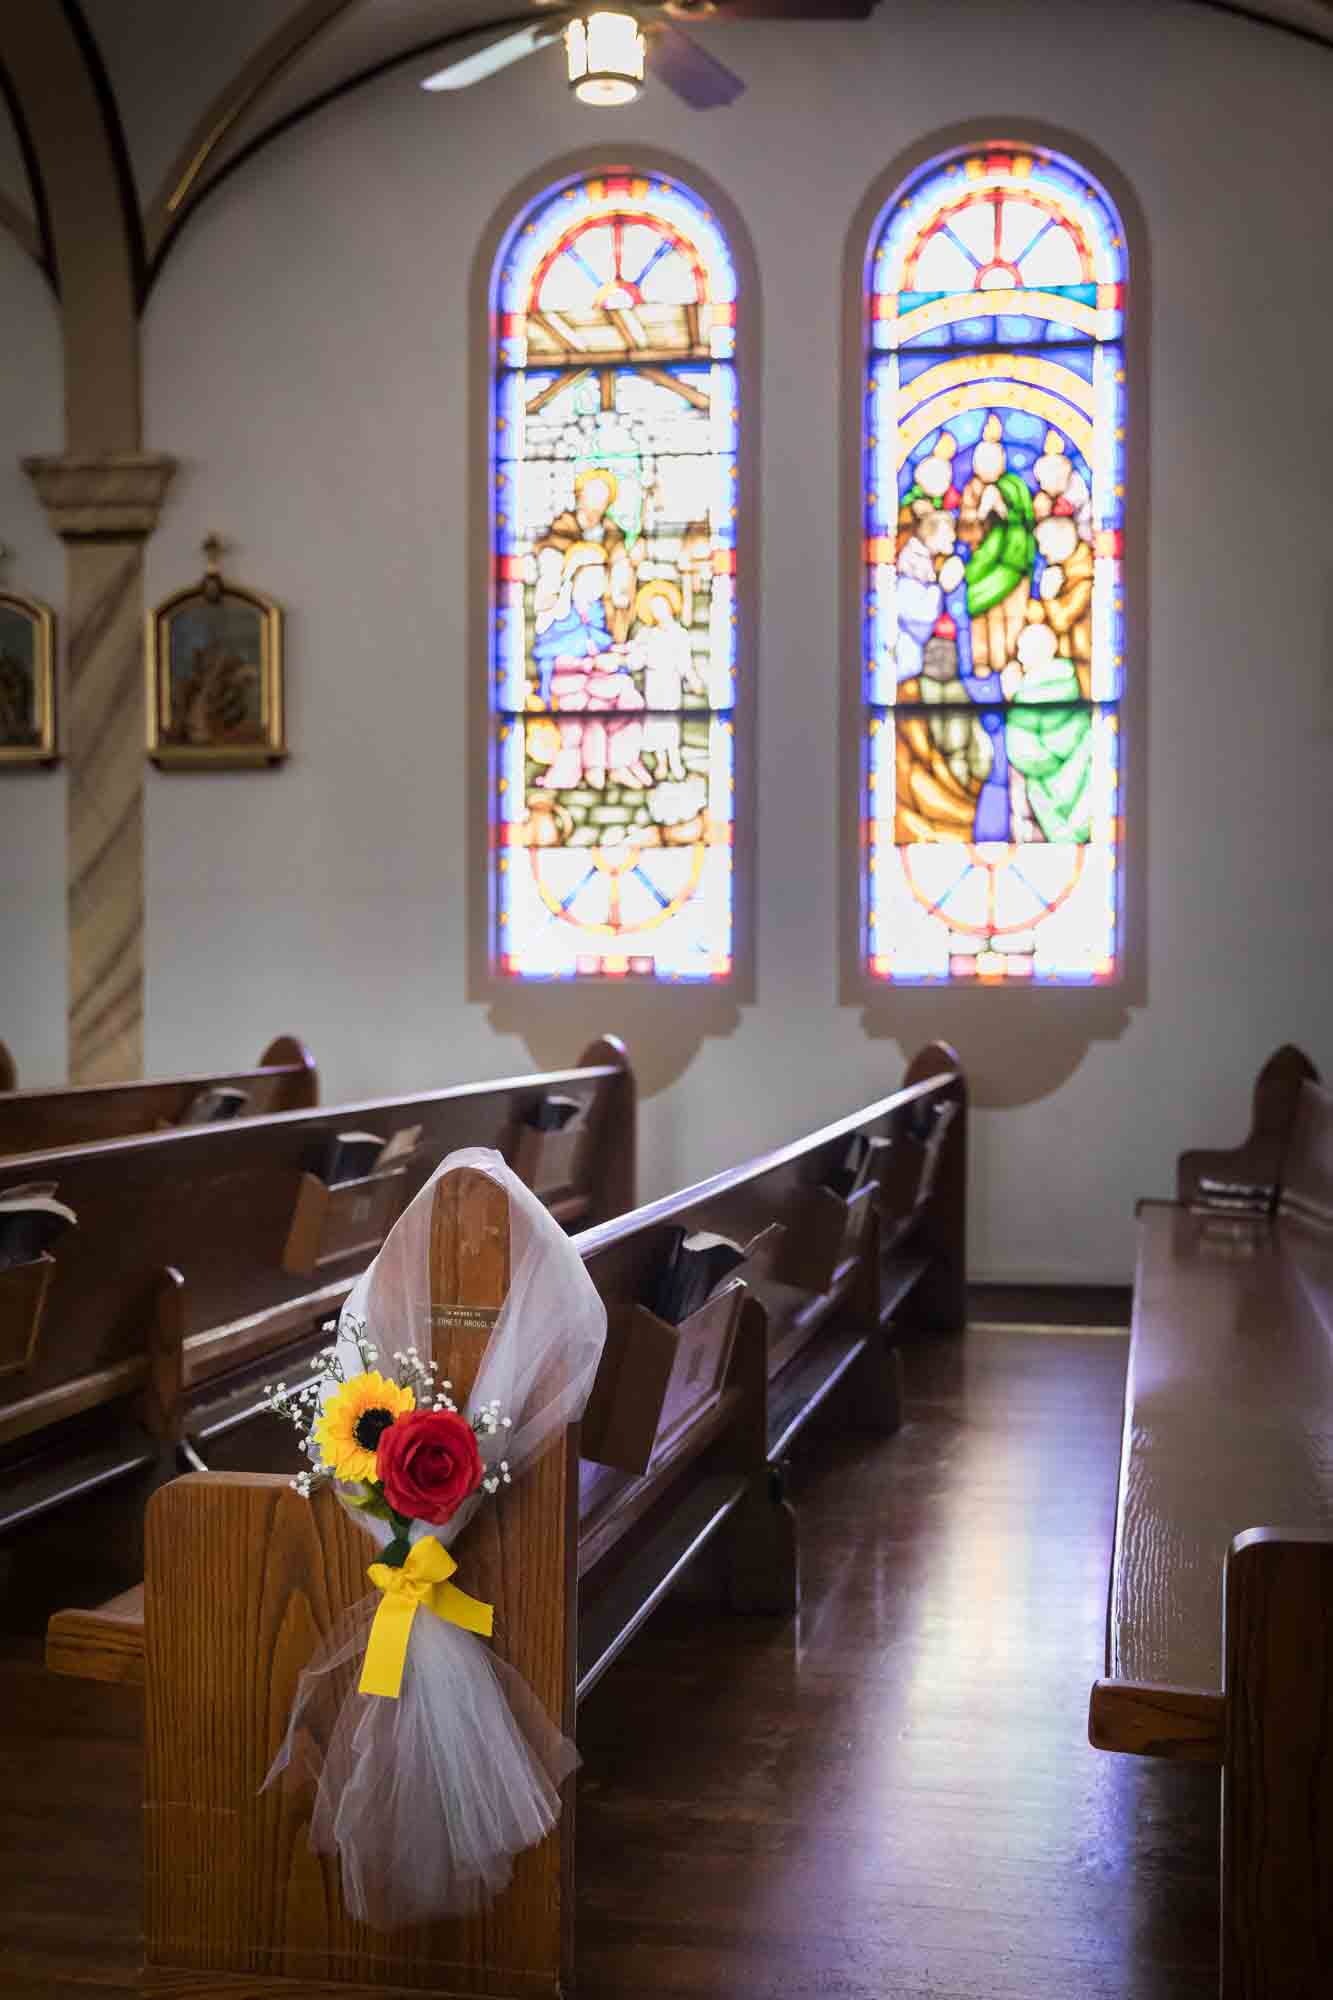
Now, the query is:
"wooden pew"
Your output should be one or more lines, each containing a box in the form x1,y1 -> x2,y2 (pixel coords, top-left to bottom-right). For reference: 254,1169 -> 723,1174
140,1164 -> 577,1994
574,1039 -> 966,1651
0,1036 -> 635,1583
1089,1053 -> 1332,1999
0,1038 -> 15,1093
0,1033 -> 319,1156
43,1042 -> 964,1698
1177,1041 -> 1321,1216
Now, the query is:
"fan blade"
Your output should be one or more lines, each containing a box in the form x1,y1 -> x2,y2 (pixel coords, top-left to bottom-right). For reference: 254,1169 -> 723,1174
421,22 -> 564,92
646,20 -> 745,107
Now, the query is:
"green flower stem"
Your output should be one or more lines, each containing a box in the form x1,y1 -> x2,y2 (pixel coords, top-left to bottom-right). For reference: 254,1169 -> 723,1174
380,1510 -> 416,1569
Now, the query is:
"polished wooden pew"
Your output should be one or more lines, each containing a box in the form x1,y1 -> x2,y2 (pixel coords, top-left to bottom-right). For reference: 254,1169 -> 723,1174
44,1039 -> 963,1696
575,1038 -> 966,1656
129,1165 -> 576,1994
0,1036 -> 635,1579
1177,1041 -> 1321,1215
0,1033 -> 319,1156
1089,1053 -> 1332,2000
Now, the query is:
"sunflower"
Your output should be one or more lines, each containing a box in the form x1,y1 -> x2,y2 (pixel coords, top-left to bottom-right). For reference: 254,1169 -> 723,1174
314,1371 -> 416,1482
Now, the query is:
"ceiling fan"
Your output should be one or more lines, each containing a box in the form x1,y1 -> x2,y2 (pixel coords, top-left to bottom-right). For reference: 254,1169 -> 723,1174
421,0 -> 874,111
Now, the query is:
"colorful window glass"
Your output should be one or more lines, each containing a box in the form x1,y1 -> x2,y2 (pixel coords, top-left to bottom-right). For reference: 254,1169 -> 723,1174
490,171 -> 739,981
863,144 -> 1128,984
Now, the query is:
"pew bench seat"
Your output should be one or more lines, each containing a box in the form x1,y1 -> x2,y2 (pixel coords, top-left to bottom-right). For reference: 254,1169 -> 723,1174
1089,1182 -> 1333,1995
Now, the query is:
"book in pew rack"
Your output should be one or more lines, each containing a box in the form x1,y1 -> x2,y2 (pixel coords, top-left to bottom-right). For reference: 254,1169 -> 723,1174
0,1185 -> 78,1270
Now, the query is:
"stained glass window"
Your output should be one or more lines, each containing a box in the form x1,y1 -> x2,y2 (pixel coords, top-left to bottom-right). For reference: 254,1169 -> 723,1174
490,171 -> 739,981
863,144 -> 1128,984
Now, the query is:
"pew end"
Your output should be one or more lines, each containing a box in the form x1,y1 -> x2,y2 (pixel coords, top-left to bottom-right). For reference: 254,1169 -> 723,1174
1177,1042 -> 1320,1212
124,1163 -> 576,1997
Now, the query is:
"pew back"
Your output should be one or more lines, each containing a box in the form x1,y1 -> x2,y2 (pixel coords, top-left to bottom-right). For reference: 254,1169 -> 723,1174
1,1038 -> 634,1535
0,1034 -> 319,1157
1091,1056 -> 1333,1996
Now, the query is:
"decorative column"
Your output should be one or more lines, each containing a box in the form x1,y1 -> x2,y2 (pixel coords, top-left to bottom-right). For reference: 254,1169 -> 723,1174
24,452 -> 177,1084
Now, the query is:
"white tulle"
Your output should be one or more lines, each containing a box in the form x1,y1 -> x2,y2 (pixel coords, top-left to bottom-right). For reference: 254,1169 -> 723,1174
264,1147 -> 606,1929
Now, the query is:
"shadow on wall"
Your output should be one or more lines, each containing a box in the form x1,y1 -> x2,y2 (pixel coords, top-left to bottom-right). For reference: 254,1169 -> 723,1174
484,982 -> 741,1097
865,985 -> 1132,1106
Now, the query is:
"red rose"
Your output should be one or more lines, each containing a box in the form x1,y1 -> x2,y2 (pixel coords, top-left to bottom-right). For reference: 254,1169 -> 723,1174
376,1409 -> 483,1525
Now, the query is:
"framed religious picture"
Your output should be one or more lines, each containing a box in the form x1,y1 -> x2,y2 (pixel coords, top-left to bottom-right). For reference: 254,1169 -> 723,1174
0,587 -> 57,766
147,537 -> 286,768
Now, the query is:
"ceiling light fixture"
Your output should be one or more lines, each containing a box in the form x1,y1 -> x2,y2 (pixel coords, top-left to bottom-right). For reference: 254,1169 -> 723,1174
565,11 -> 646,106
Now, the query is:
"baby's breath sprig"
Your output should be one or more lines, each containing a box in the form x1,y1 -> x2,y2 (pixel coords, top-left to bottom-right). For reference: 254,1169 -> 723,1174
265,1312 -> 515,1507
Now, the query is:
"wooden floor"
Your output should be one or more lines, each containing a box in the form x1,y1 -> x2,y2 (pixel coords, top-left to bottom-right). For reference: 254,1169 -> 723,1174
1,1327 -> 1218,1998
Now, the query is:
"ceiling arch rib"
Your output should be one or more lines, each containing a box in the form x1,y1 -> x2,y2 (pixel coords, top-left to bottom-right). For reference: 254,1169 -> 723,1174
143,0 -> 369,267
145,0 -> 541,291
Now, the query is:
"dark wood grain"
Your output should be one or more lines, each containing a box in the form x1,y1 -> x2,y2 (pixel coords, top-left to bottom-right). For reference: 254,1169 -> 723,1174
1221,1529 -> 1333,1999
0,1032 -> 319,1158
1106,1205 -> 1333,1694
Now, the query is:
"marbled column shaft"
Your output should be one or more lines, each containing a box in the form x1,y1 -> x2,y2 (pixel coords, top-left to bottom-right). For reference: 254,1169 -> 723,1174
24,453 -> 177,1085
65,541 -> 146,1082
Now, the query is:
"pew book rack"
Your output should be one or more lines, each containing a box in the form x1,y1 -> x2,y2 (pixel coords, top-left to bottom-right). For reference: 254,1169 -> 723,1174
1089,1050 -> 1333,2000
0,1037 -> 635,1574
41,1041 -> 967,1995
0,1033 -> 320,1157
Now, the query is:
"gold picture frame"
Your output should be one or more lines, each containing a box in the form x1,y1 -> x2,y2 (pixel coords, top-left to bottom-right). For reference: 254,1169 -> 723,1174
147,540 -> 285,768
0,588 -> 57,766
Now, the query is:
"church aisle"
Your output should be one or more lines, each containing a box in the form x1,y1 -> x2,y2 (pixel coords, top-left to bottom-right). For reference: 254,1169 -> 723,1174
574,1330 -> 1219,1999
0,1331 -> 1218,1997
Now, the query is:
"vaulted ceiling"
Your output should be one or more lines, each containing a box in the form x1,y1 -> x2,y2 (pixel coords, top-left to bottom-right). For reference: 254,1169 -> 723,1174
2,0 -> 1331,303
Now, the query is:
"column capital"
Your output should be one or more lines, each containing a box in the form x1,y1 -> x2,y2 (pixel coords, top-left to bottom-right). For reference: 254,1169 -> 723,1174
23,451 -> 178,542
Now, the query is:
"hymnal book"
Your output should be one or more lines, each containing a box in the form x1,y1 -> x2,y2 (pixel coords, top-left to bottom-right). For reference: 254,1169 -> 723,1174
522,1094 -> 584,1134
0,1189 -> 77,1270
308,1131 -> 386,1186
177,1085 -> 251,1126
641,1228 -> 749,1326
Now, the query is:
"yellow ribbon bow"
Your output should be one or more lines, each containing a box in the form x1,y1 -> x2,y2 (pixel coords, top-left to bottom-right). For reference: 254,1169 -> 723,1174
359,1536 -> 494,1700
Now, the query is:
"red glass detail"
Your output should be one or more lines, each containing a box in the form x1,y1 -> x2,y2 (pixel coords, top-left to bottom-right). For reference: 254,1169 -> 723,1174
934,613 -> 956,639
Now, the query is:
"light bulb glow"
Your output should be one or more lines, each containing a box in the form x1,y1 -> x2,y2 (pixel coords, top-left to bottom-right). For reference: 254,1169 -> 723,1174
565,12 -> 645,105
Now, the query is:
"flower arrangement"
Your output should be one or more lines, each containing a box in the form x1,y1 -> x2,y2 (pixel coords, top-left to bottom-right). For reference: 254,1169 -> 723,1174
265,1318 -> 512,1572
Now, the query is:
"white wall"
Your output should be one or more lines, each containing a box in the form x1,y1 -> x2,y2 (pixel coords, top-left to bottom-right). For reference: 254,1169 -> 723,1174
0,231 -> 64,1084
0,0 -> 1321,1278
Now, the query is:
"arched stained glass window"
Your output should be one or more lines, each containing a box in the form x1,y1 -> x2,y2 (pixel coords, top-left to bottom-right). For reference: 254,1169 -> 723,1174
490,171 -> 739,981
862,144 -> 1128,984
